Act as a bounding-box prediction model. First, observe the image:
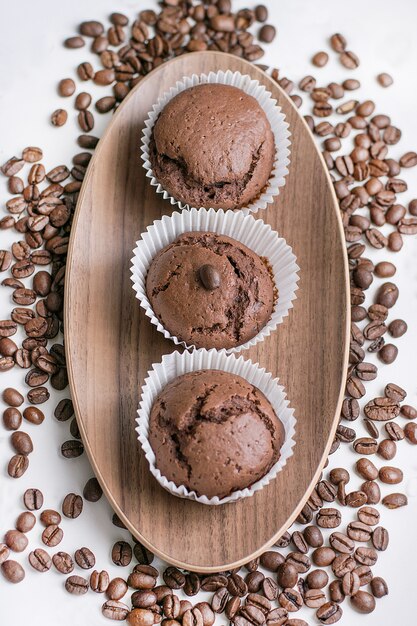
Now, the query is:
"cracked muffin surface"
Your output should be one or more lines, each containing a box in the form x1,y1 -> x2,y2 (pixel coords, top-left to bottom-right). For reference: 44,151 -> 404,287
149,83 -> 275,210
148,369 -> 285,499
145,232 -> 276,349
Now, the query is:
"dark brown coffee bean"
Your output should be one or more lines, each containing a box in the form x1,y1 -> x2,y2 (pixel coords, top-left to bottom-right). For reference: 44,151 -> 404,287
62,492 -> 83,518
316,601 -> 343,623
258,24 -> 275,43
54,398 -> 74,421
132,590 -> 158,609
382,492 -> 407,508
330,33 -> 347,52
105,541 -> 130,570
52,551 -> 74,574
260,551 -> 284,572
356,458 -> 378,480
5,529 -> 28,552
378,438 -> 397,460
1,559 -> 25,583
347,521 -> 372,543
361,480 -> 380,504
15,511 -> 35,533
58,78 -> 75,97
2,387 -> 23,407
128,569 -> 157,591
378,465 -> 403,484
78,110 -> 95,132
86,569 -> 109,594
404,422 -> 417,444
388,319 -> 407,337
8,454 -> 29,478
385,422 -> 404,441
371,526 -> 389,551
276,562 -> 297,589
227,573 -> 247,597
22,406 -> 44,425
42,524 -> 63,547
74,547 -> 95,569
364,397 -> 400,421
29,548 -> 52,572
278,588 -> 303,612
1,157 -> 24,177
51,109 -> 68,127
0,320 -> 18,337
245,571 -> 264,593
353,438 -> 378,454
260,576 -> 277,601
61,439 -> 84,458
11,431 -> 33,456
27,386 -> 50,405
199,264 -> 221,290
312,51 -> 328,67
3,407 -> 22,430
316,508 -> 341,529
329,532 -> 355,554
23,488 -> 43,510
96,96 -> 117,113
401,404 -> 417,419
312,547 -> 336,568
357,506 -> 379,526
66,574 -> 89,595
106,577 -> 128,601
341,398 -> 359,421
64,35 -> 85,48
40,509 -> 61,527
305,569 -> 328,590
82,477 -> 102,502
370,576 -> 388,598
350,590 -> 375,614
378,343 -> 398,364
364,419 -> 379,438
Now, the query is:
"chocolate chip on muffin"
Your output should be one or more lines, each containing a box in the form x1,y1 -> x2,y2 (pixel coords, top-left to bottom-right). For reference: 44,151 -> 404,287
149,83 -> 275,210
146,231 -> 276,349
149,370 -> 285,499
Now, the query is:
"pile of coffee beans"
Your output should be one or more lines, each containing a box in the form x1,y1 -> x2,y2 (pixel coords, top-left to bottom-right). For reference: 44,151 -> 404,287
1,2 -> 416,625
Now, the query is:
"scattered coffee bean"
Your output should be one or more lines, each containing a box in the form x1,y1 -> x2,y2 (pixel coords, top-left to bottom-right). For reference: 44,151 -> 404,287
62,492 -> 83,518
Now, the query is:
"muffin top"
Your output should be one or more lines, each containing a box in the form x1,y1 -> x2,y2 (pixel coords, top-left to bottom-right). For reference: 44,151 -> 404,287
146,231 -> 276,349
150,83 -> 275,209
148,370 -> 285,499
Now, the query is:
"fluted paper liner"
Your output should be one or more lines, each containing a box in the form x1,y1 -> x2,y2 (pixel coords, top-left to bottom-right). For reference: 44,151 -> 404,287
137,349 -> 296,505
141,70 -> 291,215
131,207 -> 299,353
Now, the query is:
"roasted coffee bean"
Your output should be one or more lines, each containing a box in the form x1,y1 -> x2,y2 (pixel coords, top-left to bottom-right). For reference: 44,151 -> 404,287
332,554 -> 356,579
23,488 -> 43,510
29,548 -> 52,572
388,319 -> 407,337
262,576 -> 279,601
347,521 -> 372,543
404,422 -> 417,444
245,571 -> 264,593
39,509 -> 61,527
61,439 -> 84,458
353,435 -> 378,454
3,407 -> 22,430
350,590 -> 375,614
329,468 -> 350,486
361,481 -> 380,504
11,431 -> 33,456
316,480 -> 337,502
303,588 -> 326,609
291,531 -> 308,554
90,569 -> 110,593
379,465 -> 403,484
107,577 -> 128,601
8,454 -> 29,478
27,386 -> 50,404
401,404 -> 417,419
15,511 -> 36,533
58,78 -> 75,97
382,492 -> 408,508
75,547 -> 95,569
370,576 -> 388,598
385,422 -> 404,441
305,569 -> 328,590
356,507 -> 379,528
82,477 -> 103,502
372,526 -> 389,551
1,559 -> 25,583
110,541 -> 132,567
211,587 -> 229,613
5,529 -> 28,552
51,109 -> 68,127
54,398 -> 73,422
316,508 -> 341,528
363,419 -> 379,439
356,458 -> 378,480
62,492 -> 83,518
260,551 -> 284,571
227,573 -> 247,597
52,551 -> 74,574
312,547 -> 336,568
276,562 -> 298,588
355,546 -> 378,566
278,588 -> 303,612
132,590 -> 158,609
286,552 -> 311,574
316,601 -> 343,623
66,575 -> 89,595
23,406 -> 45,425
42,524 -> 63,547
163,567 -> 186,589
64,35 -> 85,48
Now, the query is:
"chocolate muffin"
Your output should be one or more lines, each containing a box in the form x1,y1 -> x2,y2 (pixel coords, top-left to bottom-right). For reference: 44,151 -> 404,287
148,370 -> 285,499
146,232 -> 276,349
149,83 -> 275,209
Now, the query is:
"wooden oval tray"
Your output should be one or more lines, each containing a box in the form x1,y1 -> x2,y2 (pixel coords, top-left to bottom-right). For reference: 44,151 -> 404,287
65,51 -> 349,573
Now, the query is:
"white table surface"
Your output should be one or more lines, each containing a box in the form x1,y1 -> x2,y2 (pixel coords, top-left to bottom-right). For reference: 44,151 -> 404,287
0,0 -> 416,624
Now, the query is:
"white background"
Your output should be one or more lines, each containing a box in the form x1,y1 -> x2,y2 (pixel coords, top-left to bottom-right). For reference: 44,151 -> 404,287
0,0 -> 417,624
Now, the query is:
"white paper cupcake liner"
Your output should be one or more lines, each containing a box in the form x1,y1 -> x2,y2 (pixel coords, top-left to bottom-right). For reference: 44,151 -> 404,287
141,70 -> 291,215
130,207 -> 299,353
137,349 -> 296,505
